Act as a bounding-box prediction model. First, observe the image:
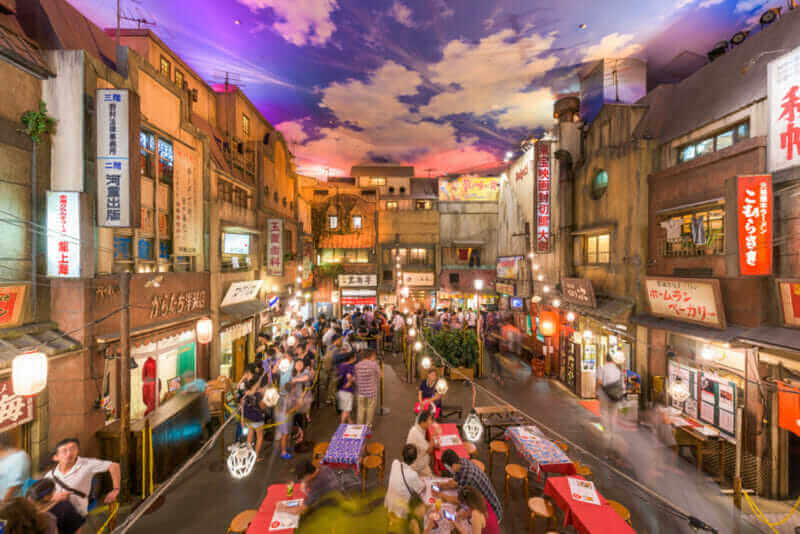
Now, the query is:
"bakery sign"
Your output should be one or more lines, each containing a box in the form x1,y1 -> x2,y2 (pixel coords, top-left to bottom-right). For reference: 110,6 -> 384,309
0,377 -> 34,432
562,278 -> 597,308
645,277 -> 727,329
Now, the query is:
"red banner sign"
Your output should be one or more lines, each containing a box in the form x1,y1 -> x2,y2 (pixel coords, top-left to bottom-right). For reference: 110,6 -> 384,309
535,141 -> 552,252
0,285 -> 27,327
0,377 -> 34,432
737,175 -> 772,276
778,381 -> 800,437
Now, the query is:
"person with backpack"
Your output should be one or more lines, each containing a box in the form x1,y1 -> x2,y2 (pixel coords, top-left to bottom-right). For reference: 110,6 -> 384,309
240,373 -> 267,459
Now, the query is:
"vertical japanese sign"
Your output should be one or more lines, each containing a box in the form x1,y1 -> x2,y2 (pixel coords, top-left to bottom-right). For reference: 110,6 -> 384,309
737,175 -> 773,276
0,377 -> 34,433
0,285 -> 27,327
46,191 -> 81,278
97,89 -> 132,227
267,219 -> 283,276
173,144 -> 201,255
535,141 -> 552,252
768,46 -> 800,173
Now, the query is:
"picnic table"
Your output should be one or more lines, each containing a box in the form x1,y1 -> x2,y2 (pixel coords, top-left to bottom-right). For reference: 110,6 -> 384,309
247,483 -> 306,534
474,405 -> 524,443
321,423 -> 369,473
544,475 -> 635,534
429,423 -> 469,475
505,425 -> 576,480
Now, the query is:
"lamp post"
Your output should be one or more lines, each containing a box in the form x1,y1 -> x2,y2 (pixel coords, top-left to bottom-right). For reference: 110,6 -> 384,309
474,279 -> 484,377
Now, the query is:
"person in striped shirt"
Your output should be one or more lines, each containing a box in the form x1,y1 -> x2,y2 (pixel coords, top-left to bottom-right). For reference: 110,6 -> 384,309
354,350 -> 382,431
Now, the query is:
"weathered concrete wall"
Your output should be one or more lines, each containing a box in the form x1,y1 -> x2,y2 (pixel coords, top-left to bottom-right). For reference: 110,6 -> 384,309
439,202 -> 498,266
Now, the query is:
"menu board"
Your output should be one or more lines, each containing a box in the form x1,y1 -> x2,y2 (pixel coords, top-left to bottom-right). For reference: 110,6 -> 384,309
270,500 -> 302,530
567,477 -> 601,506
342,424 -> 366,439
698,372 -> 737,437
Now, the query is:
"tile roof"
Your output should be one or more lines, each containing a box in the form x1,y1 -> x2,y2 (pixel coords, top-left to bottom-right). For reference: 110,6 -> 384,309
0,13 -> 51,78
318,231 -> 374,249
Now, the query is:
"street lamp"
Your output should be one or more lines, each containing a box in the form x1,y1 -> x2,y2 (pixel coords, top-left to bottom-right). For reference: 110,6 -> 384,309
196,318 -> 213,344
566,311 -> 576,322
408,327 -> 416,337
421,356 -> 431,369
414,341 -> 423,352
474,279 -> 484,291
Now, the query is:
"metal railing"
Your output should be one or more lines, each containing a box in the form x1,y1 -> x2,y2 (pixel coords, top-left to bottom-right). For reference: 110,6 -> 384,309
659,235 -> 724,257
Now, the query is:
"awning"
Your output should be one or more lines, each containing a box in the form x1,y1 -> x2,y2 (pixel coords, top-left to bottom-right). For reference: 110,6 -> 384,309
341,296 -> 376,306
0,326 -> 81,364
220,300 -> 269,320
631,314 -> 748,343
563,296 -> 634,322
738,326 -> 800,354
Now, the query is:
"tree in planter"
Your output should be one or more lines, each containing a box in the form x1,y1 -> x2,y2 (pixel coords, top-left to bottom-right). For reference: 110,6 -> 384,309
426,328 -> 479,370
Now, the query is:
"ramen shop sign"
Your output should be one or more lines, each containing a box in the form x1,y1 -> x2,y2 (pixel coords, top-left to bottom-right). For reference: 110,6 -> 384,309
737,175 -> 772,276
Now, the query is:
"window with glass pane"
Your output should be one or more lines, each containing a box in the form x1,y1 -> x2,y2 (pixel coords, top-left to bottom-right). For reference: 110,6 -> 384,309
160,56 -> 170,77
138,238 -> 154,260
416,200 -> 432,210
573,237 -> 583,266
370,177 -> 386,185
352,215 -> 362,229
175,70 -> 184,87
242,114 -> 250,136
321,249 -> 334,263
410,248 -> 428,264
158,139 -> 174,182
695,138 -> 714,156
597,234 -> 610,263
679,145 -> 696,162
386,201 -> 398,210
329,215 -> 338,229
140,131 -> 156,178
586,235 -> 598,264
716,129 -> 734,150
396,248 -> 408,264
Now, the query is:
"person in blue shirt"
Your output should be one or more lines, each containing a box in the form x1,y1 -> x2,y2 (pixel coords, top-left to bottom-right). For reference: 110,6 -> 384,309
0,432 -> 30,501
418,369 -> 443,418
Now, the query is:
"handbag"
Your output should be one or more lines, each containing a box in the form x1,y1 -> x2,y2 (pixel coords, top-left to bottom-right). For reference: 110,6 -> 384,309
399,464 -> 420,500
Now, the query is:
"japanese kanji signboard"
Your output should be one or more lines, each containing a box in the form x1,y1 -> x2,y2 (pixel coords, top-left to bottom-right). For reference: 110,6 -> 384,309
173,144 -> 201,255
768,46 -> 800,173
737,175 -> 772,276
496,256 -> 523,280
221,280 -> 263,307
0,285 -> 27,327
562,278 -> 597,308
534,141 -> 552,253
777,279 -> 800,328
46,191 -> 81,278
0,377 -> 34,433
267,219 -> 283,276
402,272 -> 435,287
644,277 -> 727,329
96,89 -> 139,227
338,274 -> 377,287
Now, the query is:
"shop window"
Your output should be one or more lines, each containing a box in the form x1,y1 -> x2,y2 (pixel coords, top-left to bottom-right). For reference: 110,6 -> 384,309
130,332 -> 197,420
242,113 -> 250,136
370,177 -> 386,185
351,215 -> 362,230
409,248 -> 429,265
415,200 -> 433,210
160,56 -> 170,78
383,270 -> 393,281
329,215 -> 338,229
585,233 -> 610,264
175,69 -> 184,88
591,170 -> 608,200
158,138 -> 174,183
386,201 -> 398,210
677,121 -> 749,163
660,205 -> 725,256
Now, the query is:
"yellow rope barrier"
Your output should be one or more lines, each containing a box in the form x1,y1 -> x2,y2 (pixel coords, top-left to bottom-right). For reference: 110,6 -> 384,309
90,501 -> 119,534
148,422 -> 154,497
743,490 -> 800,532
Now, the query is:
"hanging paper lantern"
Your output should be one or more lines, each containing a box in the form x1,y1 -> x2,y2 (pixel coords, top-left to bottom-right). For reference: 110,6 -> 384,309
669,379 -> 690,403
196,318 -> 213,345
264,387 -> 280,407
421,356 -> 432,369
414,341 -> 423,352
463,411 -> 484,443
227,442 -> 256,479
406,317 -> 413,325
12,351 -> 48,396
566,312 -> 576,322
435,378 -> 448,395
408,327 -> 416,337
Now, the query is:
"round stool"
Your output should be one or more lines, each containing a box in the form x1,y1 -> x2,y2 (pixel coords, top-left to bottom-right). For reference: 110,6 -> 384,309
575,462 -> 593,480
488,440 -> 509,476
527,497 -> 556,533
553,440 -> 568,453
227,510 -> 258,534
504,463 -> 529,506
312,457 -> 321,470
366,442 -> 385,470
607,500 -> 631,525
464,442 -> 478,458
362,455 -> 384,495
313,441 -> 329,460
470,459 -> 485,472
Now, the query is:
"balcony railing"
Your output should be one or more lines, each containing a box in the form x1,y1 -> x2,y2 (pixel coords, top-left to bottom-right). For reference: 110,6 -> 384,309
441,264 -> 495,270
659,234 -> 724,257
220,201 -> 256,228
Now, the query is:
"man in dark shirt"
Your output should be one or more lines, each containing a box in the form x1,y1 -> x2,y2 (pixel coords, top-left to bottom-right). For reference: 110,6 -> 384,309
277,460 -> 361,517
437,449 -> 503,524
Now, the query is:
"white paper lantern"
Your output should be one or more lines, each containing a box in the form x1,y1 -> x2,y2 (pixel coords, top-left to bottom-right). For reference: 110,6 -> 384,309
421,356 -> 432,369
435,378 -> 448,395
414,341 -> 423,352
12,352 -> 48,396
566,312 -> 576,322
406,317 -> 413,325
196,318 -> 213,345
463,412 -> 484,443
670,380 -> 690,403
408,327 -> 416,337
264,387 -> 280,407
278,358 -> 292,373
227,442 -> 256,479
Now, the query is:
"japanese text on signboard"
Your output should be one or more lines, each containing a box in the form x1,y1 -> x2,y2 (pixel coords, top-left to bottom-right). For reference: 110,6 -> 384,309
0,378 -> 34,433
46,192 -> 80,278
96,89 -> 131,227
173,144 -> 200,255
645,278 -> 726,329
768,46 -> 800,172
267,219 -> 283,276
737,175 -> 772,276
535,141 -> 552,252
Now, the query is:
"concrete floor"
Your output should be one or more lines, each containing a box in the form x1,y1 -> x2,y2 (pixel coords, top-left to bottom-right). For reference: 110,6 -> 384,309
124,350 -> 775,534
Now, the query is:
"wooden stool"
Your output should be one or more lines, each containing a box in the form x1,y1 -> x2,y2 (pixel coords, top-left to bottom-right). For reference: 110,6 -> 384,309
312,458 -> 321,470
504,463 -> 529,506
362,455 -> 384,495
227,510 -> 258,534
553,440 -> 568,453
527,497 -> 556,533
366,442 -> 385,470
470,459 -> 485,472
464,442 -> 478,458
575,462 -> 593,479
607,500 -> 631,525
488,440 -> 509,476
313,441 -> 329,460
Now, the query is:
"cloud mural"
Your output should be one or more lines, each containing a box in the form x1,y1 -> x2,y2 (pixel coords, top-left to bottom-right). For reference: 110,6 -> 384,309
71,0 -> 779,177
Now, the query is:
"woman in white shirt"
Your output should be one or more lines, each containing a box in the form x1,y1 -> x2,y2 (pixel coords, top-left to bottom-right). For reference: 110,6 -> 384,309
385,444 -> 425,520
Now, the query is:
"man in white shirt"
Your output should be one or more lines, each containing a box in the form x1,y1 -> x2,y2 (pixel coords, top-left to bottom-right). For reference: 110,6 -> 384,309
384,444 -> 425,519
405,410 -> 436,477
391,312 -> 405,353
597,360 -> 624,401
46,438 -> 120,517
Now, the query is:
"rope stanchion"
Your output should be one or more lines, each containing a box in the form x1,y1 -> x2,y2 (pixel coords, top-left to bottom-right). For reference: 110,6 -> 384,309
92,502 -> 119,534
743,490 -> 800,533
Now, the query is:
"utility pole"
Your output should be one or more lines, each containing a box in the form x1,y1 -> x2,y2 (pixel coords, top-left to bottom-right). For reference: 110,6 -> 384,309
116,0 -> 121,47
119,272 -> 131,500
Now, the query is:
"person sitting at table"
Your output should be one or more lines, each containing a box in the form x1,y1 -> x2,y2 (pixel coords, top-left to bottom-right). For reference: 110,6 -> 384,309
452,486 -> 499,534
406,411 -> 439,477
384,444 -> 425,521
417,369 -> 442,419
407,493 -> 433,534
437,449 -> 503,525
277,460 -> 361,517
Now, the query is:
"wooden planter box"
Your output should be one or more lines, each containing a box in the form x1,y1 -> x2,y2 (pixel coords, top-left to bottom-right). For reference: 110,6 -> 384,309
449,366 -> 475,381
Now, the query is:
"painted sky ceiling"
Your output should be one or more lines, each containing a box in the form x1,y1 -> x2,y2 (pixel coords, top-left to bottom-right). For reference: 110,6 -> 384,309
72,0 -> 781,178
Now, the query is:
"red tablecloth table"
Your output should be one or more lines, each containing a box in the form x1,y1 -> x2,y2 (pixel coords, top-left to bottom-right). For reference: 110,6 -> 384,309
543,476 -> 636,534
430,423 -> 469,475
247,483 -> 307,534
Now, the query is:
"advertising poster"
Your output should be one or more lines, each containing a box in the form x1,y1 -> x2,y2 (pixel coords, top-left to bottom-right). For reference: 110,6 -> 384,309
700,402 -> 715,424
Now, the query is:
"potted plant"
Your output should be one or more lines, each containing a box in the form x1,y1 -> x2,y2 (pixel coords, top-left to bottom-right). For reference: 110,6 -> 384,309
424,328 -> 478,380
